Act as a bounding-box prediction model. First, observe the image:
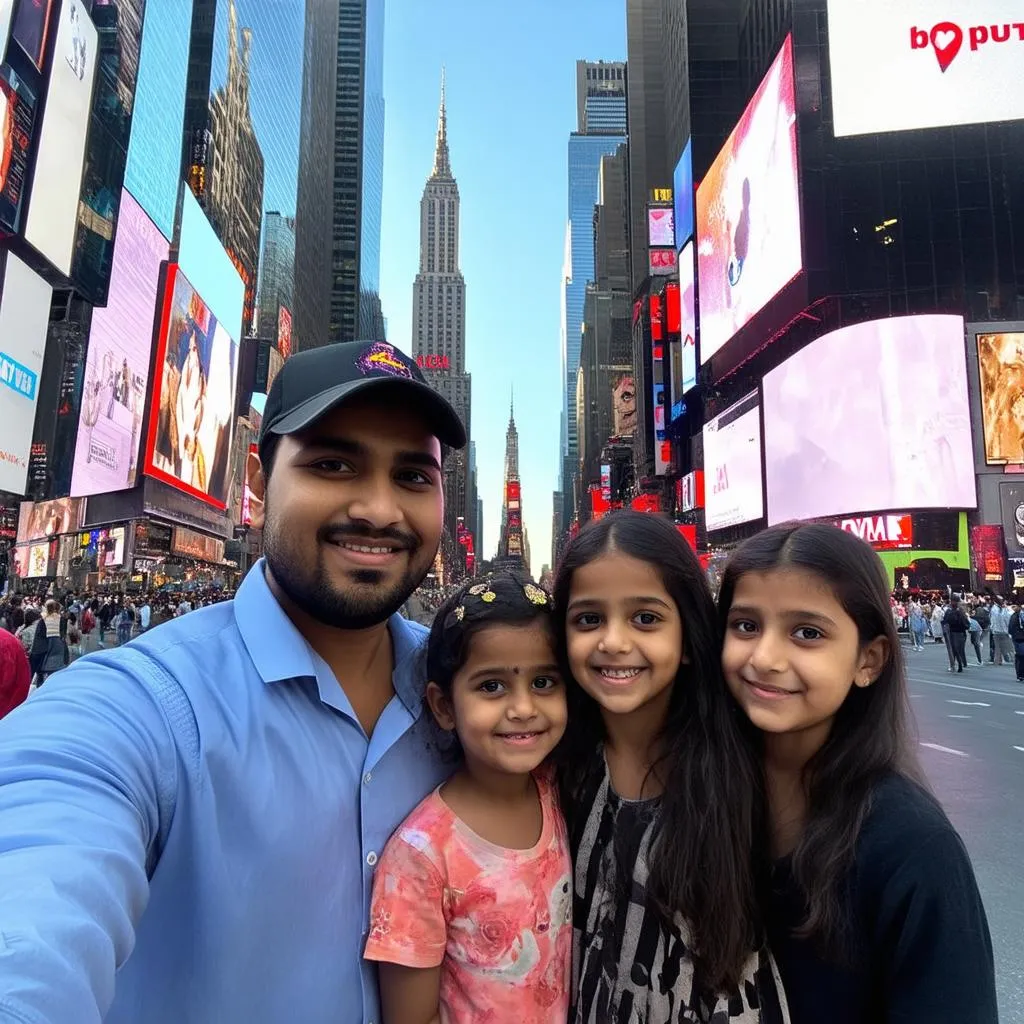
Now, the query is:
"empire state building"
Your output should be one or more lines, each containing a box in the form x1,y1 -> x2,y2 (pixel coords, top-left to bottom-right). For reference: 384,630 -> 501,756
412,72 -> 475,574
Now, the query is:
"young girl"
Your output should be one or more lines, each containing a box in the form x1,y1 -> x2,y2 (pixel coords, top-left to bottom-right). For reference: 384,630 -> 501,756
719,523 -> 997,1023
554,511 -> 786,1022
364,571 -> 572,1023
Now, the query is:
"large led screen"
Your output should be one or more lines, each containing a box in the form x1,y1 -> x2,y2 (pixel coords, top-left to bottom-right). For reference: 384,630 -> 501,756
696,35 -> 801,366
0,252 -> 51,494
763,315 -> 976,524
680,240 -> 697,397
0,62 -> 35,235
122,0 -> 191,239
179,189 -> 245,345
703,391 -> 764,532
673,140 -> 694,250
977,332 -> 1024,466
0,2 -> 12,50
70,191 -> 169,497
827,0 -> 1024,137
17,497 -> 85,542
10,0 -> 52,70
144,264 -> 240,510
22,0 -> 97,277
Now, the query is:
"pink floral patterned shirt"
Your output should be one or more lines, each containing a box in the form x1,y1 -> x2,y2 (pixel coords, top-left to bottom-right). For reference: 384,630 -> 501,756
364,772 -> 572,1023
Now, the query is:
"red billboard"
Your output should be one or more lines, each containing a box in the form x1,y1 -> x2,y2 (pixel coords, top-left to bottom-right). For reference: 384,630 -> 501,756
971,525 -> 1006,584
277,306 -> 292,359
836,514 -> 914,551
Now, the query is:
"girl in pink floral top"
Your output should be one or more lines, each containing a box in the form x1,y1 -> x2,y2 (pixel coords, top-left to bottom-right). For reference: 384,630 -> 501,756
365,572 -> 571,1024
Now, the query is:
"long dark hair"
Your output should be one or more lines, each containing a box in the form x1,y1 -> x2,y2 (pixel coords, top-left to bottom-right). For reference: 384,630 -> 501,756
718,523 -> 922,955
553,511 -> 764,990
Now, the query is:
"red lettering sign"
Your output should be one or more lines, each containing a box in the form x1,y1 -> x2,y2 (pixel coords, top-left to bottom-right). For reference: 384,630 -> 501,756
416,354 -> 450,370
911,20 -> 1024,73
837,514 -> 913,550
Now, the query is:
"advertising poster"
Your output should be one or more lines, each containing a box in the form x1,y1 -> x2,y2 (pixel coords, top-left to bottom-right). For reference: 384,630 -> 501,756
673,140 -> 694,249
0,252 -> 51,494
70,191 -> 170,497
679,240 -> 697,399
144,264 -> 240,510
17,496 -> 85,542
977,332 -> 1024,465
1000,482 -> 1024,555
703,391 -> 764,531
277,305 -> 292,358
697,35 -> 801,366
10,0 -> 52,70
611,374 -> 636,437
763,315 -> 976,524
0,63 -> 35,236
828,0 -> 1024,137
970,525 -> 1006,584
22,0 -> 98,277
648,207 -> 675,249
1,1 -> 12,49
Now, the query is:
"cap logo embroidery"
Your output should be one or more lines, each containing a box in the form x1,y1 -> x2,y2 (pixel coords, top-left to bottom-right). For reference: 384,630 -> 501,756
357,342 -> 413,379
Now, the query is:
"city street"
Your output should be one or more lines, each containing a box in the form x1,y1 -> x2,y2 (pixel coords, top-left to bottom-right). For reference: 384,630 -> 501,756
905,639 -> 1024,1021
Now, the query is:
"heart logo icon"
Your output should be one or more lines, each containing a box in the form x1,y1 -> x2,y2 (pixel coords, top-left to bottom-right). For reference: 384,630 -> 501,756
930,21 -> 963,72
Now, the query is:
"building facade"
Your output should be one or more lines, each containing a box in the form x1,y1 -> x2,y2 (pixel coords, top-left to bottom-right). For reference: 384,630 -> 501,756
411,75 -> 475,577
496,402 -> 529,572
256,212 -> 296,344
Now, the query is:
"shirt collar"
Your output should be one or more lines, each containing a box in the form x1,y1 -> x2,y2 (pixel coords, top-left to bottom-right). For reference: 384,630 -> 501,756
233,560 -> 429,714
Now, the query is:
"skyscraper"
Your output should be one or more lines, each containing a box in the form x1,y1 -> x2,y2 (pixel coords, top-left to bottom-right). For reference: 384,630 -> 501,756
295,0 -> 385,348
256,211 -> 296,345
412,72 -> 474,576
497,400 -> 528,572
561,61 -> 627,529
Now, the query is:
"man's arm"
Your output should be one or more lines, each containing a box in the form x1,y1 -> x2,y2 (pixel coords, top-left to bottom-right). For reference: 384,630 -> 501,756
0,653 -> 178,1024
378,964 -> 441,1024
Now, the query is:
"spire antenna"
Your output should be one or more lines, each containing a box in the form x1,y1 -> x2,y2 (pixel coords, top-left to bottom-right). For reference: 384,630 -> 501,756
432,66 -> 451,178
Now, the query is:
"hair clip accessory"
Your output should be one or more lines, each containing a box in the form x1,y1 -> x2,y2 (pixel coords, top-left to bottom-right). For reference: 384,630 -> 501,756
468,584 -> 488,596
454,605 -> 465,621
481,591 -> 496,603
523,584 -> 549,606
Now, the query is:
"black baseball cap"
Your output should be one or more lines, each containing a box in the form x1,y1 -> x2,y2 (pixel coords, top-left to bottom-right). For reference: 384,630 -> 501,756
259,341 -> 466,456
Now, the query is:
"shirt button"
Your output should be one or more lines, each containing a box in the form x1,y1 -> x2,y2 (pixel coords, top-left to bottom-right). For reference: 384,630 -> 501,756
363,772 -> 372,785
366,851 -> 378,867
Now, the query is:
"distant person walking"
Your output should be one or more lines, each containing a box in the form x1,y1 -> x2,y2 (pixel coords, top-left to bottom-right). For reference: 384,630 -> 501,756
990,597 -> 1014,667
908,600 -> 927,651
1008,602 -> 1024,683
943,597 -> 970,673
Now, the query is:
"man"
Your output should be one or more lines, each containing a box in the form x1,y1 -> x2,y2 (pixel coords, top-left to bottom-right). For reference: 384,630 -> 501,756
0,341 -> 466,1023
973,596 -> 991,663
1008,600 -> 1024,683
137,597 -> 152,633
990,596 -> 1014,668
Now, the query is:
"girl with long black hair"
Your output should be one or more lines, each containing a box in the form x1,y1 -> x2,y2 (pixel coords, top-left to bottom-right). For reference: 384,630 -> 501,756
719,523 -> 997,1023
554,511 -> 786,1022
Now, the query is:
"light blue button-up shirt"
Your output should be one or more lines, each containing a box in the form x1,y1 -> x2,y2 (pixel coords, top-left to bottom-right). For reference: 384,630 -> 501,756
0,562 -> 450,1024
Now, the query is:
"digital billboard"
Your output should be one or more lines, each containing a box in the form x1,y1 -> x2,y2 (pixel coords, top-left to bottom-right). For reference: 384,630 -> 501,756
278,306 -> 292,358
703,391 -> 764,532
1000,482 -> 1024,555
71,191 -> 169,497
696,35 -> 801,366
17,496 -> 86,542
10,0 -> 52,70
22,0 -> 97,277
672,140 -> 693,249
763,315 -> 975,524
179,188 -> 246,345
679,241 -> 697,404
0,2 -> 12,50
0,62 -> 35,235
122,0 -> 190,240
648,207 -> 675,249
186,0 -> 306,336
977,332 -> 1024,465
144,264 -> 240,510
0,252 -> 51,494
827,0 -> 1024,137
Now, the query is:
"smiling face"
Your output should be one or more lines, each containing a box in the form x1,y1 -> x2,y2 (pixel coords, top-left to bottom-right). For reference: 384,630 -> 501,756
722,568 -> 887,753
248,394 -> 444,630
565,550 -> 683,722
429,623 -> 566,778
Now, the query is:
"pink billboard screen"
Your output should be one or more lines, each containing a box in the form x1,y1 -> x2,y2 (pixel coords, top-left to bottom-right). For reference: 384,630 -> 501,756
703,391 -> 764,532
763,315 -> 977,524
71,191 -> 169,497
696,35 -> 801,366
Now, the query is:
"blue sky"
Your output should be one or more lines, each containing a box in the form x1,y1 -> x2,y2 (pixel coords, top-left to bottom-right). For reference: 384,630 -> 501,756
379,0 -> 626,576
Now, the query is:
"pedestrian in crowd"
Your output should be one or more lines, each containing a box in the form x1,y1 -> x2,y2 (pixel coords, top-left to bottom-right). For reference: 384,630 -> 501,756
0,627 -> 31,721
990,596 -> 1014,667
365,572 -> 571,1022
1008,600 -> 1024,683
0,341 -> 467,1023
968,608 -> 984,666
908,599 -> 927,651
66,613 -> 83,661
14,608 -> 41,661
930,601 -> 945,645
719,524 -> 997,1023
29,600 -> 69,687
973,597 -> 992,663
4,596 -> 25,635
97,598 -> 114,646
115,603 -> 134,646
138,598 -> 152,633
943,597 -> 970,674
554,512 -> 785,1020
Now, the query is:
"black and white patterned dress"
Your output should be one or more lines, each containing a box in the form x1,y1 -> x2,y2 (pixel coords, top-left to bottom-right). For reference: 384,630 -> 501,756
569,753 -> 789,1024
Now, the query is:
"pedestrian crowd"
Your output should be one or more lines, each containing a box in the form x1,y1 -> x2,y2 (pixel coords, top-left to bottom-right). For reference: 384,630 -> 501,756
892,591 -> 1024,680
0,341 -> 999,1024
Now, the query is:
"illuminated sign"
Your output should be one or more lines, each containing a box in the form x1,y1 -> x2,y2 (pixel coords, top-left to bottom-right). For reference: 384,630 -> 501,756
416,354 -> 450,371
677,470 -> 705,512
650,188 -> 673,204
277,306 -> 293,359
649,248 -> 677,276
836,514 -> 914,550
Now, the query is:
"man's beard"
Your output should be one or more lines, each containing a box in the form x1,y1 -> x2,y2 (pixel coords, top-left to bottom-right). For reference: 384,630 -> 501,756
263,509 -> 430,630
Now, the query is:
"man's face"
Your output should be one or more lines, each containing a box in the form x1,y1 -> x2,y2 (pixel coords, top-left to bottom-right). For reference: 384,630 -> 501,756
249,395 -> 445,630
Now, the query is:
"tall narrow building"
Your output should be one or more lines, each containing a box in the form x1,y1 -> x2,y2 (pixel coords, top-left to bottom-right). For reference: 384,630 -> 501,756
412,72 -> 474,577
295,0 -> 386,348
497,399 -> 529,572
